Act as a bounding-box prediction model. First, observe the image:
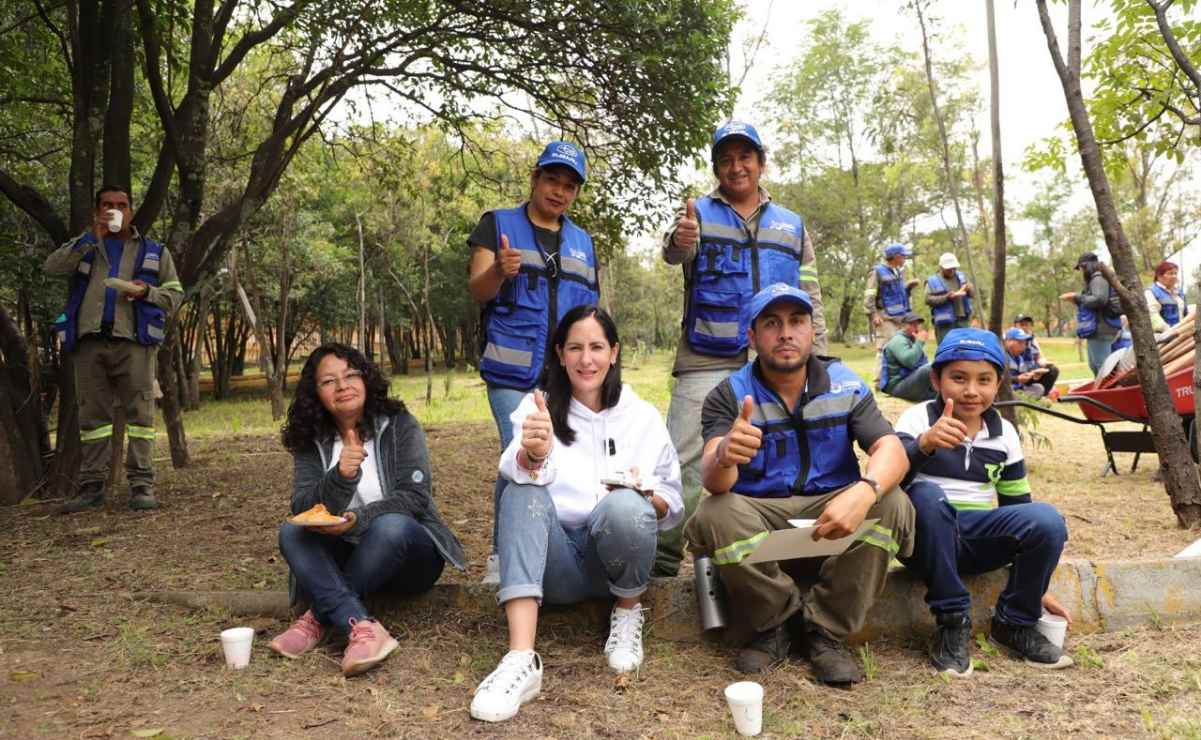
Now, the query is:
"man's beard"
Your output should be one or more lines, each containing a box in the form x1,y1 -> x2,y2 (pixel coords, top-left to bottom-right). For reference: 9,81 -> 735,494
758,346 -> 808,373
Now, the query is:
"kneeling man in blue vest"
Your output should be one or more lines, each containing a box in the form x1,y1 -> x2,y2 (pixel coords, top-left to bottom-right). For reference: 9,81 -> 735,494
684,284 -> 1072,684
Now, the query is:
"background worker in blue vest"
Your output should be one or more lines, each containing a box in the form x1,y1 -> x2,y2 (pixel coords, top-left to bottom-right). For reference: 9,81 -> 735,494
1004,327 -> 1058,399
1060,251 -> 1123,375
1013,314 -> 1061,400
467,141 -> 599,584
865,243 -> 920,352
44,185 -> 184,513
924,251 -> 974,343
684,283 -> 913,684
658,121 -> 827,578
880,312 -> 937,402
1145,260 -> 1189,334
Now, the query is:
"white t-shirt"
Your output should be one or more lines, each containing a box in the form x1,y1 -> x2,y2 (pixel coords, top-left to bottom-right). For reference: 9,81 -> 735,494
327,436 -> 383,509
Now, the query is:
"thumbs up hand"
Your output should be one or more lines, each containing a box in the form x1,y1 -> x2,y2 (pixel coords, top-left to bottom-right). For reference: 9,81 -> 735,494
672,198 -> 699,250
338,426 -> 367,479
918,398 -> 970,455
717,395 -> 763,469
495,233 -> 522,279
521,389 -> 555,463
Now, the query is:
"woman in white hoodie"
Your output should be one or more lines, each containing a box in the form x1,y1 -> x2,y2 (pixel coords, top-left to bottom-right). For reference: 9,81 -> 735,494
470,305 -> 684,723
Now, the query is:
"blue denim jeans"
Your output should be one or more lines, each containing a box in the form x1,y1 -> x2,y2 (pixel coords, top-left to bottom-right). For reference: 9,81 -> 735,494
487,384 -> 528,553
1086,335 -> 1116,375
900,482 -> 1067,626
279,513 -> 445,630
496,483 -> 657,605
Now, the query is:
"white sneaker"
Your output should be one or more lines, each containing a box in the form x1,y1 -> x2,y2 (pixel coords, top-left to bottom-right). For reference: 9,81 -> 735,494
470,650 -> 542,722
604,604 -> 645,673
481,553 -> 500,585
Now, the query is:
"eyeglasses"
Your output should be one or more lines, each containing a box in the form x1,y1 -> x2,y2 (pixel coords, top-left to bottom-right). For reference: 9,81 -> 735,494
318,370 -> 363,390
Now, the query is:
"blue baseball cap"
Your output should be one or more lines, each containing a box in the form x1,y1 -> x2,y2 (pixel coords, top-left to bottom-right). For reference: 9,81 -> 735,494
712,120 -> 765,159
933,328 -> 1006,372
1004,327 -> 1033,342
746,283 -> 813,325
536,140 -> 586,183
883,243 -> 912,259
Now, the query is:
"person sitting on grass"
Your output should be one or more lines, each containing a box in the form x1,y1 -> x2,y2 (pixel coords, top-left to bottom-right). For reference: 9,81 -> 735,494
1004,327 -> 1056,399
470,305 -> 684,723
879,312 -> 937,402
895,328 -> 1073,677
1013,314 -> 1060,400
269,343 -> 466,677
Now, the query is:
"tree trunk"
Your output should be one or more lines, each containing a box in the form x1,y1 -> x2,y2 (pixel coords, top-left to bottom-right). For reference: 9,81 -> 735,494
0,306 -> 46,503
355,213 -> 367,355
913,0 -> 987,324
1037,0 -> 1201,529
157,329 -> 191,467
985,0 -> 1009,338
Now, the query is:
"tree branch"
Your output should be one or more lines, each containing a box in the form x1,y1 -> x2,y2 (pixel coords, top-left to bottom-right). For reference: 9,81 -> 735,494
0,168 -> 69,244
1148,0 -> 1201,94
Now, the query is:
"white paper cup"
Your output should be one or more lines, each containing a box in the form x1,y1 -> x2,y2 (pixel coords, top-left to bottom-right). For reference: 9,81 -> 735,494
220,627 -> 254,669
106,209 -> 123,233
1035,612 -> 1068,649
724,681 -> 764,737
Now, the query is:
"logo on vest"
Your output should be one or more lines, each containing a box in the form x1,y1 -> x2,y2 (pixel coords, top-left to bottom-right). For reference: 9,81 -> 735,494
766,220 -> 797,234
568,247 -> 587,261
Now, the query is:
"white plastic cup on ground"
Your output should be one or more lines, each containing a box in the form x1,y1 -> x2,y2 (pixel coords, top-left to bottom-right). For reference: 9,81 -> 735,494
106,209 -> 123,233
1035,612 -> 1068,649
220,627 -> 254,669
724,681 -> 764,737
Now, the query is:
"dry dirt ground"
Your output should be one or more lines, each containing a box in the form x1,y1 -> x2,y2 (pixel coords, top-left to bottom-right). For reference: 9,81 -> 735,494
2,409 -> 1201,739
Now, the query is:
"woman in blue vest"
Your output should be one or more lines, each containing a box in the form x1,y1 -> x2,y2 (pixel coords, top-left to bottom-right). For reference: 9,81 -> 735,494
1060,252 -> 1122,375
1145,260 -> 1188,333
466,141 -> 600,584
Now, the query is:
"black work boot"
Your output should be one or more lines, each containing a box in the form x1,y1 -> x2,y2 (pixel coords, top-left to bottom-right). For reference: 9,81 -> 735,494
736,624 -> 791,674
129,486 -> 160,510
802,627 -> 865,686
990,616 -> 1073,669
60,481 -> 106,514
931,611 -> 973,677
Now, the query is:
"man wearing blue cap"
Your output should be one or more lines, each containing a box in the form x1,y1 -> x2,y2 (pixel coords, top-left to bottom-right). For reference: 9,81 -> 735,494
865,243 -> 919,352
467,141 -> 599,583
1004,327 -> 1057,399
658,120 -> 827,578
879,312 -> 937,402
684,283 -> 913,684
895,328 -> 1072,676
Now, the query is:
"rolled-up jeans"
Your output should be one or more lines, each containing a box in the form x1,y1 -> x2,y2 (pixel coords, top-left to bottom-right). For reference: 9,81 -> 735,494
496,483 -> 657,605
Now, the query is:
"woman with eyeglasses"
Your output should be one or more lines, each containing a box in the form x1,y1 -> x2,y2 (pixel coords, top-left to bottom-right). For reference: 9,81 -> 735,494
269,343 -> 465,676
470,305 -> 684,723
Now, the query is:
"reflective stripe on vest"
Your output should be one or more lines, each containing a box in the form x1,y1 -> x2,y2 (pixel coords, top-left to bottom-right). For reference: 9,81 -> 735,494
926,270 -> 971,326
726,361 -> 864,498
687,197 -> 805,357
875,264 -> 909,317
480,205 -> 598,389
1150,283 -> 1186,327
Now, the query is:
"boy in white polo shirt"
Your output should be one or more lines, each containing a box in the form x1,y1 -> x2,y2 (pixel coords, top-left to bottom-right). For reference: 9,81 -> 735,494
895,328 -> 1073,676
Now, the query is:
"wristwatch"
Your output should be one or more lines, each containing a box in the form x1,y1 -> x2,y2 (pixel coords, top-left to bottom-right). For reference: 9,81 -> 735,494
860,476 -> 883,504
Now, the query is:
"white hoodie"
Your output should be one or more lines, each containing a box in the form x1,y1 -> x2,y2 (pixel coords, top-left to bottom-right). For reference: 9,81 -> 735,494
499,384 -> 684,531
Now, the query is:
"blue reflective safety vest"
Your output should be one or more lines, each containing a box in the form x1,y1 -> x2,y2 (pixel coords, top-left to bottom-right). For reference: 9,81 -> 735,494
874,264 -> 909,318
926,270 -> 971,326
479,205 -> 599,390
879,334 -> 929,393
54,235 -> 168,353
726,359 -> 867,498
1075,287 -> 1123,338
686,197 -> 805,356
1150,283 -> 1187,327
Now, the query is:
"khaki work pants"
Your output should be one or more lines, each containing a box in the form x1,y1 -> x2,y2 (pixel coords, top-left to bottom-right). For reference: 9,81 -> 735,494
75,337 -> 157,491
684,489 -> 915,640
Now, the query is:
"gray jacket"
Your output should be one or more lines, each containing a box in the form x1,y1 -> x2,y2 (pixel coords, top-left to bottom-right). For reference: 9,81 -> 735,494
290,410 -> 466,573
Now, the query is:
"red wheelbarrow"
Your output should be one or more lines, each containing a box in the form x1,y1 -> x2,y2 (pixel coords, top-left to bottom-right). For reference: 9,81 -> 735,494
996,365 -> 1199,477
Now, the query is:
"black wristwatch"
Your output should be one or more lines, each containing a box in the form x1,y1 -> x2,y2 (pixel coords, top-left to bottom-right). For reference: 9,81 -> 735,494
860,476 -> 883,504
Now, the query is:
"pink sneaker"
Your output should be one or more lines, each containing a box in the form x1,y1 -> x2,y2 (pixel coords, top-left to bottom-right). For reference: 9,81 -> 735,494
269,610 -> 326,659
341,618 -> 398,676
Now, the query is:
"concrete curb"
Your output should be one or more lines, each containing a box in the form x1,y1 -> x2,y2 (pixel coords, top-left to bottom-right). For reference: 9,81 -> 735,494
147,556 -> 1201,643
